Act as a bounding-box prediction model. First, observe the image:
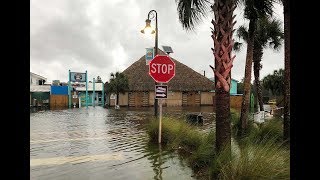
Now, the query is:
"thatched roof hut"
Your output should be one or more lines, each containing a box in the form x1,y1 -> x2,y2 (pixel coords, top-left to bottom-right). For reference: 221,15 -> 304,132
123,49 -> 214,92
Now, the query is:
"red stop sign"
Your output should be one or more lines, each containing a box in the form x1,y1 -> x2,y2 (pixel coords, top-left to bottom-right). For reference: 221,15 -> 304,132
149,55 -> 175,83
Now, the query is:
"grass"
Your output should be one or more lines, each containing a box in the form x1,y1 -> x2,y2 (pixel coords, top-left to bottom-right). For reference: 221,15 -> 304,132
146,115 -> 289,179
231,109 -> 284,145
217,141 -> 290,180
188,130 -> 215,170
248,117 -> 283,144
146,117 -> 204,151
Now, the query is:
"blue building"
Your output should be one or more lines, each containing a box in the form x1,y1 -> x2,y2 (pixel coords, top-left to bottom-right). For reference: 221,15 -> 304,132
208,77 -> 238,95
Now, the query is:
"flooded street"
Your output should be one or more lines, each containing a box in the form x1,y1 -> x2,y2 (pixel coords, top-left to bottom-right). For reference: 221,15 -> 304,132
30,106 -> 215,180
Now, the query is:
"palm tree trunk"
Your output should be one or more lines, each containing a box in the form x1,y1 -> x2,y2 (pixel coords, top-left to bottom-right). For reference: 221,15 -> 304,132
253,46 -> 264,111
240,19 -> 256,132
215,89 -> 231,152
283,0 -> 290,142
211,0 -> 236,153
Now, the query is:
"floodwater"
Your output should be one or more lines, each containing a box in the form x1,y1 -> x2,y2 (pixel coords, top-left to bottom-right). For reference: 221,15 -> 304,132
30,106 -> 215,180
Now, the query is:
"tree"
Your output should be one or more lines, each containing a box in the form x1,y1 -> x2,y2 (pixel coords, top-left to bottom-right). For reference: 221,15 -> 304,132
106,72 -> 129,106
175,0 -> 238,153
262,69 -> 284,96
235,17 -> 283,112
278,0 -> 290,142
239,0 -> 275,133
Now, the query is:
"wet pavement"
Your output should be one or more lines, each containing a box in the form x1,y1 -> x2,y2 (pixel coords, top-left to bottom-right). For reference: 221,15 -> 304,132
30,106 -> 215,180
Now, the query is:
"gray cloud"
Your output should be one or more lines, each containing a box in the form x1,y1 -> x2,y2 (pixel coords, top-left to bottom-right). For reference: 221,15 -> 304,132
31,0 -> 284,83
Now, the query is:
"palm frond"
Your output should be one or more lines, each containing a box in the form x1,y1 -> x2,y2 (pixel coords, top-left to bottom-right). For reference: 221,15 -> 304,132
266,18 -> 284,50
244,0 -> 275,20
237,25 -> 249,41
175,0 -> 211,30
233,41 -> 243,52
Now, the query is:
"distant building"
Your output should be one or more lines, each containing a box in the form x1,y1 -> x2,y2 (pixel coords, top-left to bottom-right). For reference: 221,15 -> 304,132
75,82 -> 105,107
30,72 -> 50,108
30,72 -> 47,85
113,49 -> 215,107
208,77 -> 239,95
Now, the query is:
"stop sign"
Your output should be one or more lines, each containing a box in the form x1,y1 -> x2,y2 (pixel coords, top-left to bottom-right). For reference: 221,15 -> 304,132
149,55 -> 175,83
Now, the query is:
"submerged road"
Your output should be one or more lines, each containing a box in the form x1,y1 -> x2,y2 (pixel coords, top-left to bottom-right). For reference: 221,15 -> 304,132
31,106 -> 215,180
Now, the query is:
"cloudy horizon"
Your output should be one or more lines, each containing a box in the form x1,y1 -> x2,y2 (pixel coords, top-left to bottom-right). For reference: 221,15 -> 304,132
31,0 -> 284,83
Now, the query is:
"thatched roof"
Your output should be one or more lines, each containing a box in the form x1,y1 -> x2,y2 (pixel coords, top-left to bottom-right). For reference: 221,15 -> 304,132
122,49 -> 214,91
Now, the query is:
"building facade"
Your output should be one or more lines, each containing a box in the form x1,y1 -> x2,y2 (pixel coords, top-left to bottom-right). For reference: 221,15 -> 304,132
30,72 -> 50,109
30,72 -> 47,85
110,50 -> 215,107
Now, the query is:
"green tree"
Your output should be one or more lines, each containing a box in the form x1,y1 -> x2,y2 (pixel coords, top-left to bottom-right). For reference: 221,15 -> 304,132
175,0 -> 237,153
235,17 -> 283,112
106,72 -> 129,106
239,0 -> 275,133
262,69 -> 284,96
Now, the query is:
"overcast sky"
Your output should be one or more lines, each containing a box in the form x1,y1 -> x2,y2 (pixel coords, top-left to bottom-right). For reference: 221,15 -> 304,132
31,0 -> 284,83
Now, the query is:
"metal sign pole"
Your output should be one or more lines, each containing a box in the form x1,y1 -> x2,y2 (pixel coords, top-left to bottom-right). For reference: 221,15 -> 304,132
158,98 -> 162,143
85,70 -> 88,109
158,83 -> 163,144
68,70 -> 71,109
93,78 -> 95,107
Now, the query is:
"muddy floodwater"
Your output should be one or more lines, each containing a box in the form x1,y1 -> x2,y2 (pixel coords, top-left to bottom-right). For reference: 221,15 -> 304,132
30,106 -> 215,180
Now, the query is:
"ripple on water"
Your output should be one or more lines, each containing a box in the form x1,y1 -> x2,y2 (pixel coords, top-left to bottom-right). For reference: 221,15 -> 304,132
31,106 -> 214,179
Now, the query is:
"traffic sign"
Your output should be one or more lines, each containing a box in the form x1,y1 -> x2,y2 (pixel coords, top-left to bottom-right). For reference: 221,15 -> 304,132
149,55 -> 175,83
155,85 -> 168,99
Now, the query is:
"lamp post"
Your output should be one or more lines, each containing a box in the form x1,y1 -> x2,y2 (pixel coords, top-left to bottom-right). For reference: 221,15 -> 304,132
141,10 -> 158,117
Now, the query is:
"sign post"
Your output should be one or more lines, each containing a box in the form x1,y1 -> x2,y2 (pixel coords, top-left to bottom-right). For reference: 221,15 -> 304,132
155,85 -> 168,144
149,55 -> 175,144
69,70 -> 87,109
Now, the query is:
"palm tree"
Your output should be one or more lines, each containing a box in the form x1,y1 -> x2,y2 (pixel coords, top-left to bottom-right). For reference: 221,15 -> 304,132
106,72 -> 129,106
235,17 -> 284,112
262,69 -> 284,96
239,0 -> 275,133
280,0 -> 290,142
175,0 -> 237,153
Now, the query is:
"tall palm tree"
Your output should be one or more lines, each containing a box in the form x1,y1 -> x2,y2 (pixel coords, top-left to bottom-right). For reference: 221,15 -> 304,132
235,17 -> 283,112
239,0 -> 275,132
280,0 -> 290,142
106,72 -> 129,106
175,0 -> 237,153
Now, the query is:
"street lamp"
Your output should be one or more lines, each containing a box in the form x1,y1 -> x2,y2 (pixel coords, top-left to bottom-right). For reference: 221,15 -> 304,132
141,10 -> 158,117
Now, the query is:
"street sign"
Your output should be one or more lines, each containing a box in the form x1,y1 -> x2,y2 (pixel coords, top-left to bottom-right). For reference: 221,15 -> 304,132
145,48 -> 154,65
149,55 -> 175,83
155,85 -> 168,99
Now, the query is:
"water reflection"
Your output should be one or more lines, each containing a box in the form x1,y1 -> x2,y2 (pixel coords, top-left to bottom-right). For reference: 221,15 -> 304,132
151,144 -> 163,180
31,106 -> 213,179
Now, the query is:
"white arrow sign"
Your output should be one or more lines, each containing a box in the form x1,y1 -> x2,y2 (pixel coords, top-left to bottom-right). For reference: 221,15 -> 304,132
155,85 -> 168,99
157,93 -> 166,97
156,87 -> 166,93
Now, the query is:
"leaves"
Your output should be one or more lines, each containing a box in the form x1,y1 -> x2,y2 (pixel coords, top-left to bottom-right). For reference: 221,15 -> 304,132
262,69 -> 284,96
175,0 -> 211,30
106,72 -> 129,95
